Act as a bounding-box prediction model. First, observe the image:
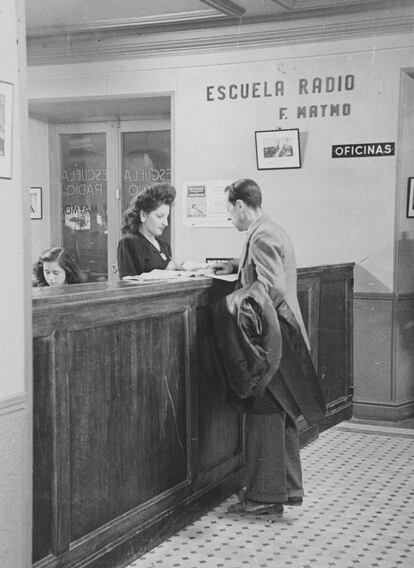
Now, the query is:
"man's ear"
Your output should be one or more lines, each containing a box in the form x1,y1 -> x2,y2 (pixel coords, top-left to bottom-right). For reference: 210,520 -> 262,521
235,199 -> 244,210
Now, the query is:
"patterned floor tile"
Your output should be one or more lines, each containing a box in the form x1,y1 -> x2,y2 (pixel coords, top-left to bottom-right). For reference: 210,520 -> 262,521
127,423 -> 414,568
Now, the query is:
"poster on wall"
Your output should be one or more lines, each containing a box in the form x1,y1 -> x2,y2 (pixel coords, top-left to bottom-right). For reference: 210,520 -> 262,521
30,187 -> 42,219
0,81 -> 13,179
183,180 -> 233,228
255,128 -> 301,170
407,178 -> 414,218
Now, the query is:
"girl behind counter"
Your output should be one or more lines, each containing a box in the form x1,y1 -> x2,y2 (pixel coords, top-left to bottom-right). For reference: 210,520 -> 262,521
33,247 -> 83,287
117,183 -> 178,278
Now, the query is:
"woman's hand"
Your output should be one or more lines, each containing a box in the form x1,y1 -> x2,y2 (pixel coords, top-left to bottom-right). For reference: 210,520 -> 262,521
166,260 -> 182,270
181,260 -> 208,271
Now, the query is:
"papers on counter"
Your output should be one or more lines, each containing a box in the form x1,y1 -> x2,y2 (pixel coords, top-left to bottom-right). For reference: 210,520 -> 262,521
122,269 -> 238,283
209,273 -> 238,282
123,270 -> 196,281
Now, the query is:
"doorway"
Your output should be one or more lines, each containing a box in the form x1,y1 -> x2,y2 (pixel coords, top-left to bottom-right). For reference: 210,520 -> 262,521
29,96 -> 172,282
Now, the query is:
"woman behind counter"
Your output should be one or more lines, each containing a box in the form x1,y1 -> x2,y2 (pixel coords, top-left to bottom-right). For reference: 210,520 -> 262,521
33,247 -> 83,287
117,183 -> 179,279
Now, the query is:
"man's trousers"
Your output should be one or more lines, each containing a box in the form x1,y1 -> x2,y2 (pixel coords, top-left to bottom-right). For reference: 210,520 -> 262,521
244,410 -> 304,504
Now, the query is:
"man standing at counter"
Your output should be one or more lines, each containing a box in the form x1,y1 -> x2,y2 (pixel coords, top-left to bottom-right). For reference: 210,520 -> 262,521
214,178 -> 325,517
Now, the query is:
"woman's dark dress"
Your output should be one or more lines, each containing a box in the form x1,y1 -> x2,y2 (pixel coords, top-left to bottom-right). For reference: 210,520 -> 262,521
117,232 -> 172,278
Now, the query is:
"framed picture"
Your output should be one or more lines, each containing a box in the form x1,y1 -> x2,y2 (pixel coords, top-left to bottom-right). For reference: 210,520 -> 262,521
255,128 -> 301,170
0,81 -> 13,179
407,178 -> 414,218
30,187 -> 43,220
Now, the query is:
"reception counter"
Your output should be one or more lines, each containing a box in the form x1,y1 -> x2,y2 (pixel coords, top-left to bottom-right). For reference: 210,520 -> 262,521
33,263 -> 353,568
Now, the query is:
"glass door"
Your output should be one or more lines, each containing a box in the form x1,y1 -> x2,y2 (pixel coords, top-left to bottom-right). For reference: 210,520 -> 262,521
60,132 -> 108,281
120,121 -> 171,244
50,119 -> 171,282
50,122 -> 118,282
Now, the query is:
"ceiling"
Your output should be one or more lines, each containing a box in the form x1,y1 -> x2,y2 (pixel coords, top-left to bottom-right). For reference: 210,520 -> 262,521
25,0 -> 412,40
24,0 -> 414,67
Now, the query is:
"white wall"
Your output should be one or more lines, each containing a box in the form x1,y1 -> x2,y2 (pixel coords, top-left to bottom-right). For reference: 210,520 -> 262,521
29,117 -> 50,263
0,0 -> 32,565
396,71 -> 414,295
28,33 -> 414,293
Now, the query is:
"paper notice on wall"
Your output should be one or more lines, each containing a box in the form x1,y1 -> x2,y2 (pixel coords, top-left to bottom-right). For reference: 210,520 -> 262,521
183,180 -> 233,228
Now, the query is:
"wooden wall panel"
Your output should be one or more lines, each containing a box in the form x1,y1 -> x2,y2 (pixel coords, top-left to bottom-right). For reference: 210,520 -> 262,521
297,275 -> 320,370
298,264 -> 353,429
319,278 -> 347,402
317,266 -> 353,425
32,336 -> 53,563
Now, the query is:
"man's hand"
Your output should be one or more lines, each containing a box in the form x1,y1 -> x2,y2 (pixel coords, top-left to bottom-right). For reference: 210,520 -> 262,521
208,261 -> 235,275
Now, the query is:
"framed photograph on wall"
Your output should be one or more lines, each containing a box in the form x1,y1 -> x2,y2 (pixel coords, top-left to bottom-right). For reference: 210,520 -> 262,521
30,187 -> 43,220
0,81 -> 13,179
407,178 -> 414,218
255,128 -> 301,170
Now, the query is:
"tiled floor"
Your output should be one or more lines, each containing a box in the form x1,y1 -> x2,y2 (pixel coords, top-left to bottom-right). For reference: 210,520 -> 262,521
127,421 -> 414,568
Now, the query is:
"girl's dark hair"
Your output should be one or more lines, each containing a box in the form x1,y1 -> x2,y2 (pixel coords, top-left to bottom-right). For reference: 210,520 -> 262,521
121,183 -> 176,235
33,247 -> 83,286
225,179 -> 262,209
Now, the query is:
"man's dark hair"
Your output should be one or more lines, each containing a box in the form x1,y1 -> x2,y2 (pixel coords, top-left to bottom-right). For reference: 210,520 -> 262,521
225,179 -> 262,209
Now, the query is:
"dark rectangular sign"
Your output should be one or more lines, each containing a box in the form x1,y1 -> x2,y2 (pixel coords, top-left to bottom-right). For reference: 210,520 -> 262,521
332,142 -> 395,158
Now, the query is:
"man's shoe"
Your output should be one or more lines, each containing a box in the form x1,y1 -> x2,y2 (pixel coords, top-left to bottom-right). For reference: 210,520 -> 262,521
287,496 -> 303,506
227,500 -> 283,516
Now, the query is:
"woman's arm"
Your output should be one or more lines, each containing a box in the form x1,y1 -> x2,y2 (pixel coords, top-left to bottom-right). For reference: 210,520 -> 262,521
117,237 -> 144,278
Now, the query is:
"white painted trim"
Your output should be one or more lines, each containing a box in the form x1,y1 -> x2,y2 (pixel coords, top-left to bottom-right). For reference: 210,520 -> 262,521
27,9 -> 224,37
27,12 -> 414,66
0,393 -> 26,416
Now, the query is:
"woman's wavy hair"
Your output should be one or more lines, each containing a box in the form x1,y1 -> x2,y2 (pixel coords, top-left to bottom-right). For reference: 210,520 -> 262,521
33,247 -> 83,286
121,183 -> 176,235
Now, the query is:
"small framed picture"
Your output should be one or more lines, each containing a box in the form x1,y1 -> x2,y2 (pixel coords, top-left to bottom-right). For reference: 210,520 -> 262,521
407,178 -> 414,218
30,187 -> 43,220
0,81 -> 13,179
255,128 -> 301,170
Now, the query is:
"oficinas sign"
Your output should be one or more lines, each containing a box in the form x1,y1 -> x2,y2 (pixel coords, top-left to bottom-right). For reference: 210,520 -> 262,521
332,142 -> 395,158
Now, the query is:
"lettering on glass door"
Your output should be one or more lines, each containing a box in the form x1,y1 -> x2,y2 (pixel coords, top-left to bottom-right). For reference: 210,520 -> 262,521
61,133 -> 108,282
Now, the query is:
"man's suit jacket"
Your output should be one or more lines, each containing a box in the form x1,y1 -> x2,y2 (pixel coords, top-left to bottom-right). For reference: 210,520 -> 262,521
238,214 -> 309,347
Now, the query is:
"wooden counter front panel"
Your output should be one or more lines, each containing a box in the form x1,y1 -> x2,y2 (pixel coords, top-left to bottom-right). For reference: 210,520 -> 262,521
33,293 -> 198,564
32,267 -> 353,567
195,304 -> 243,481
68,314 -> 189,541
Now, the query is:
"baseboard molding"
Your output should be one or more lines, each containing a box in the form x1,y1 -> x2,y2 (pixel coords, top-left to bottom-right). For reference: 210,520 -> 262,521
298,423 -> 319,448
335,421 -> 414,438
352,399 -> 414,421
